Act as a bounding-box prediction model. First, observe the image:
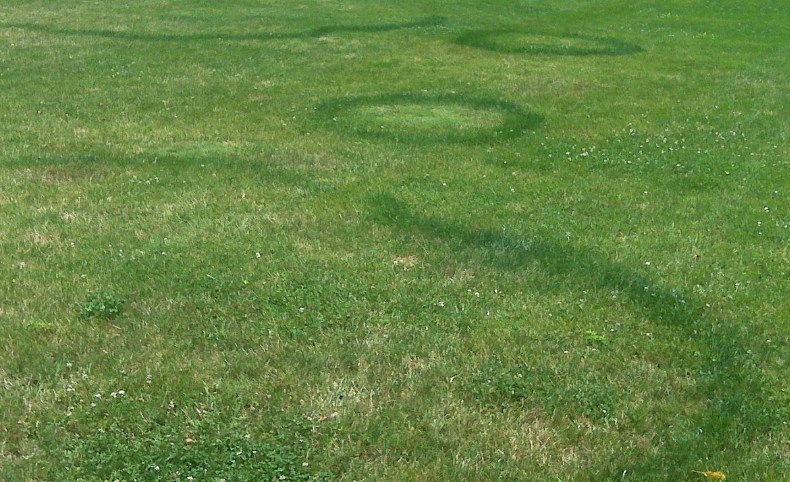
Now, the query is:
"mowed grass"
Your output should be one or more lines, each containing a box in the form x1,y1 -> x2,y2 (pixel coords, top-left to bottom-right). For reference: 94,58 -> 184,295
1,0 -> 790,480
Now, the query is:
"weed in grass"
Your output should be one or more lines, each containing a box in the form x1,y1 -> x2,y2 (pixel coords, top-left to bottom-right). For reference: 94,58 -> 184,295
80,291 -> 125,319
24,319 -> 58,334
585,330 -> 609,347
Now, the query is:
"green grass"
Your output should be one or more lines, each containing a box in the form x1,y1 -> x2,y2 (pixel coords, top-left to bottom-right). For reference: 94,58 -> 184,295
1,0 -> 789,480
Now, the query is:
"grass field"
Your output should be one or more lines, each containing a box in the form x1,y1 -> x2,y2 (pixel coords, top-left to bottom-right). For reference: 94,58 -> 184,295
1,0 -> 790,480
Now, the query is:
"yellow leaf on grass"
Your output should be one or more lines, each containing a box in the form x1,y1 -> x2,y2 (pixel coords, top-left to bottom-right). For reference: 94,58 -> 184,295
693,471 -> 726,480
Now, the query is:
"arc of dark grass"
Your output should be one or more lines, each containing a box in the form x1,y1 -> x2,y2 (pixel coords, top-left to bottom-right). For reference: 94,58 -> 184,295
454,28 -> 643,57
0,16 -> 447,43
369,192 -> 778,478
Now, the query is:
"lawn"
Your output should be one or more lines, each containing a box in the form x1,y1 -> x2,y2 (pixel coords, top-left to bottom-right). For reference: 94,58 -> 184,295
1,0 -> 789,480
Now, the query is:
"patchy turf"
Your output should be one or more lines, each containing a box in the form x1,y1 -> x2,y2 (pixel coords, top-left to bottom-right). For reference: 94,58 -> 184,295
1,0 -> 789,480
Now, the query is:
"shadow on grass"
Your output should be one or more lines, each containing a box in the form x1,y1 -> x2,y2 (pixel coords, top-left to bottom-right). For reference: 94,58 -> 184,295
369,192 -> 779,479
1,16 -> 446,42
1,152 -> 330,193
454,28 -> 643,56
313,92 -> 543,145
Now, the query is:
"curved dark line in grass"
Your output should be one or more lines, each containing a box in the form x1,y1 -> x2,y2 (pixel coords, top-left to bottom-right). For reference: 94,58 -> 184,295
454,28 -> 643,57
0,16 -> 447,42
368,192 -> 778,479
313,92 -> 543,145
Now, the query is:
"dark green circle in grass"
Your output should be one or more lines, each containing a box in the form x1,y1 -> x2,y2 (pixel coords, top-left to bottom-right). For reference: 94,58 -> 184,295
316,93 -> 542,144
455,29 -> 642,56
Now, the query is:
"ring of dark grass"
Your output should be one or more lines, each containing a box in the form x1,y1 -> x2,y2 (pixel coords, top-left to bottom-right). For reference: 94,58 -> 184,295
314,93 -> 542,145
454,29 -> 642,56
